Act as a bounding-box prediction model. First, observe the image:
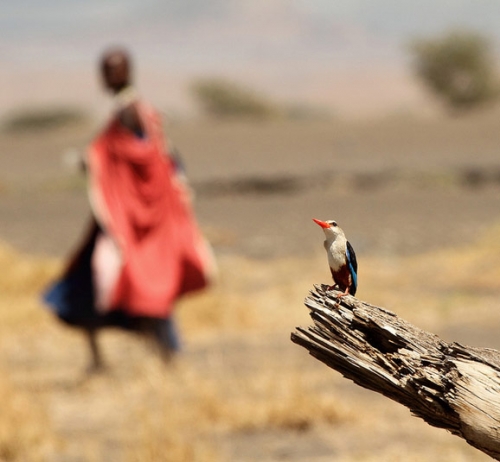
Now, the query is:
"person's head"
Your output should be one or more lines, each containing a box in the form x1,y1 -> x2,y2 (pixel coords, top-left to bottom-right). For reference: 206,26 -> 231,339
100,47 -> 132,94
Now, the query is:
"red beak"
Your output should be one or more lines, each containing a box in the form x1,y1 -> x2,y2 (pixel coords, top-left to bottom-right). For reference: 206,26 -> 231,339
313,218 -> 330,229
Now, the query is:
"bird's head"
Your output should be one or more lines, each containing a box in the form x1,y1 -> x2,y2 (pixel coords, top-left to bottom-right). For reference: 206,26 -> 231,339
313,218 -> 344,240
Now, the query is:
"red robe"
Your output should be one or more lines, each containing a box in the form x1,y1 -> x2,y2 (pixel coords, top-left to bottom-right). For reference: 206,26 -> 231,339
86,102 -> 212,318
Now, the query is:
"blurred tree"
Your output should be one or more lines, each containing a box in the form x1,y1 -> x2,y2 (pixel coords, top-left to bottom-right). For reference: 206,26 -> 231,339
191,78 -> 278,118
410,30 -> 499,110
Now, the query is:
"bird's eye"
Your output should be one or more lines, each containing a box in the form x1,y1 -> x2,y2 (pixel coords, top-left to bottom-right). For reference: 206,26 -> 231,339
331,222 -> 337,227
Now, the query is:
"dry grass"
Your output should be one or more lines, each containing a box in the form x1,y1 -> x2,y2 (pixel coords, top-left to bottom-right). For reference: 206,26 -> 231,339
0,367 -> 58,462
0,229 -> 499,461
360,223 -> 500,332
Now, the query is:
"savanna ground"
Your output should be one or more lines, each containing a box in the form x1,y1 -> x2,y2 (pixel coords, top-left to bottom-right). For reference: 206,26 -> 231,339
1,108 -> 500,461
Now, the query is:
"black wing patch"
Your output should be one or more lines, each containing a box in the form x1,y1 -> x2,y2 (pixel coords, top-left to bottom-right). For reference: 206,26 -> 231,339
346,241 -> 358,295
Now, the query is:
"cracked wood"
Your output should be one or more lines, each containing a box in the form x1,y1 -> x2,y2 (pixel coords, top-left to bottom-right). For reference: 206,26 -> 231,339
291,285 -> 500,460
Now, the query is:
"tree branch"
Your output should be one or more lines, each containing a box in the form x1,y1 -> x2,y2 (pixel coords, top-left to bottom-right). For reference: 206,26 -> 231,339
291,285 -> 500,460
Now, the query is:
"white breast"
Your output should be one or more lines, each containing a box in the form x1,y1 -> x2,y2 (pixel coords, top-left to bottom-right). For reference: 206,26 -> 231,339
324,236 -> 346,271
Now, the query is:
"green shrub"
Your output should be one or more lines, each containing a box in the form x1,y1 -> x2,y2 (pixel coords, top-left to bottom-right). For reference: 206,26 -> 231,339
410,30 -> 499,110
3,106 -> 88,132
191,78 -> 278,119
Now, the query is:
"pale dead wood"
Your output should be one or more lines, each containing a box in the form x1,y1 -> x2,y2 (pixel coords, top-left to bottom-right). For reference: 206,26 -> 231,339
291,285 -> 500,460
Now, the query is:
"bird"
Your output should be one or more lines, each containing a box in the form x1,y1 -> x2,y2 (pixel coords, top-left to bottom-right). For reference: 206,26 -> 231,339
313,218 -> 358,296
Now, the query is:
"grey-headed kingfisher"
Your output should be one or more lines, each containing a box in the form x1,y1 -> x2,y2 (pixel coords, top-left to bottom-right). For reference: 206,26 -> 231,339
313,218 -> 358,296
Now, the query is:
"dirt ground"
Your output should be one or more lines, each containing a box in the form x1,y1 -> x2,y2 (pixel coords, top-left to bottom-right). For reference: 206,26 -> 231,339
2,111 -> 500,259
1,110 -> 500,461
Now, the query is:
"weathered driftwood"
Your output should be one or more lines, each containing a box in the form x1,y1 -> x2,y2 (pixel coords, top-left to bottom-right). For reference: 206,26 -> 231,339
291,285 -> 500,460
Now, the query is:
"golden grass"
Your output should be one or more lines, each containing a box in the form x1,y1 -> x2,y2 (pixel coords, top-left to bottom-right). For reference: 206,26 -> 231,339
357,224 -> 500,333
125,362 -> 346,462
0,242 -> 59,295
0,365 -> 59,462
0,228 -> 499,461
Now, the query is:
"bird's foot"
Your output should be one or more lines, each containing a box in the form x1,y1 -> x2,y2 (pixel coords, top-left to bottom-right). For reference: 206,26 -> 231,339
324,285 -> 346,307
325,285 -> 349,297
332,288 -> 352,306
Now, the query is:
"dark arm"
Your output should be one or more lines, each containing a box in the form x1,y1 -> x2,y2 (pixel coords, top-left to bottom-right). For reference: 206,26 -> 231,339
118,103 -> 145,138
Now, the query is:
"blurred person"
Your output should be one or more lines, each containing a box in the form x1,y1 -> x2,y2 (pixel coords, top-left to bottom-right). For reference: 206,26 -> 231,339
43,47 -> 214,372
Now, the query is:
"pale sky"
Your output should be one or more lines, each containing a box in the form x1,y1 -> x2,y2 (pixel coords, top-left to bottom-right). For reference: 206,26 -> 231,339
2,0 -> 500,69
2,1 -> 500,117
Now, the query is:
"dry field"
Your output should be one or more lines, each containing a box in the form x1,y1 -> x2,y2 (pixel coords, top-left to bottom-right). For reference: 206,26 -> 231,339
1,233 -> 499,461
1,111 -> 500,461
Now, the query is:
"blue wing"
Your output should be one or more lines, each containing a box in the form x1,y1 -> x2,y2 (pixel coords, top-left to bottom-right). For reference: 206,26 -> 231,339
346,241 -> 358,295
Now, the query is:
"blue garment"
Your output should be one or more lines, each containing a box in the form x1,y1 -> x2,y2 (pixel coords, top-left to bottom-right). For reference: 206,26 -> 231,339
43,223 -> 180,351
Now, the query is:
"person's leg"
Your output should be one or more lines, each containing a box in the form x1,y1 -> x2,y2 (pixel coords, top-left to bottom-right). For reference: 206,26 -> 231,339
85,327 -> 104,373
154,316 -> 180,361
